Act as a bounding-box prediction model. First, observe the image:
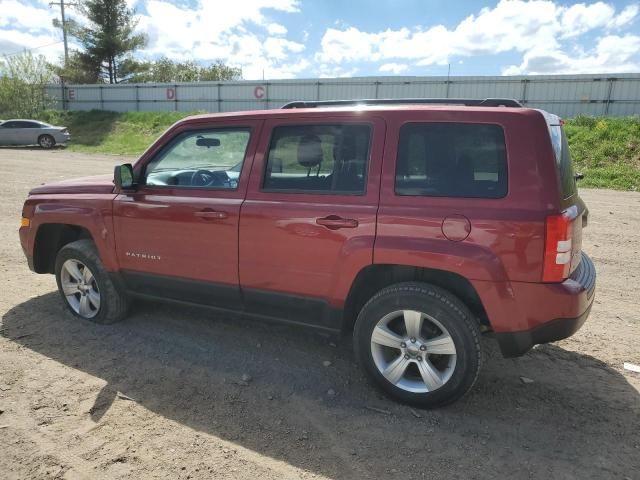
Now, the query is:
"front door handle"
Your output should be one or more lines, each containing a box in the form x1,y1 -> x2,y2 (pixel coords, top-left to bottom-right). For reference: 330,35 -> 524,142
316,215 -> 359,230
194,209 -> 228,220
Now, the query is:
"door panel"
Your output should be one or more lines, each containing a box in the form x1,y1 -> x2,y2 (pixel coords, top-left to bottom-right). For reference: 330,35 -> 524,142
0,126 -> 10,144
0,122 -> 25,144
239,115 -> 385,323
113,120 -> 262,308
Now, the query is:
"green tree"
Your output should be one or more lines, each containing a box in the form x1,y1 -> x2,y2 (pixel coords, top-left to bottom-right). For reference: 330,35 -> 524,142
69,0 -> 146,84
49,50 -> 101,84
131,57 -> 242,83
0,51 -> 55,118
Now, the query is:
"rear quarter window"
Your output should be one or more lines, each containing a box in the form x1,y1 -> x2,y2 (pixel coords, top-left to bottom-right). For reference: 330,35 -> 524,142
549,125 -> 577,199
395,123 -> 507,198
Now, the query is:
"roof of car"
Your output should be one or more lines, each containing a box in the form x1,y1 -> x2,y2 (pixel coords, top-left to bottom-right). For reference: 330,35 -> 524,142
3,119 -> 45,123
184,104 -> 541,123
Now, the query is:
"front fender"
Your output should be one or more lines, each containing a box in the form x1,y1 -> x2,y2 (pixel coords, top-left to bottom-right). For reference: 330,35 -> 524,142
26,194 -> 118,270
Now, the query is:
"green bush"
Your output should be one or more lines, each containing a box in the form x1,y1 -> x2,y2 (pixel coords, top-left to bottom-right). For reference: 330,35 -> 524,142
564,116 -> 640,190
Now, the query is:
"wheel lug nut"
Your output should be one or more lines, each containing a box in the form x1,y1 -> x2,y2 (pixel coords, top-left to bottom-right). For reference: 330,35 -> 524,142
416,356 -> 422,361
410,337 -> 416,343
420,345 -> 426,351
400,342 -> 406,348
404,354 -> 410,360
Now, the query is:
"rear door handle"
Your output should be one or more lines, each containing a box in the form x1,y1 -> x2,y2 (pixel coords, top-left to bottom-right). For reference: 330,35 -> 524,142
316,215 -> 359,230
194,209 -> 228,220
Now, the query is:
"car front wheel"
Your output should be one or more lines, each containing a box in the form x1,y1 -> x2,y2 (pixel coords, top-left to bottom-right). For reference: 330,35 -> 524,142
55,239 -> 129,324
354,282 -> 482,408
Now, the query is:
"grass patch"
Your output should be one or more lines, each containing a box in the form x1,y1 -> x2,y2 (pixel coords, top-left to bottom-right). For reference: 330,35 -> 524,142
565,116 -> 640,191
37,110 -> 640,190
39,110 -> 194,156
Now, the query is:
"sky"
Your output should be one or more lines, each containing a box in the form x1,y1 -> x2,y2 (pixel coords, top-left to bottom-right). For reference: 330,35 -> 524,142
1,0 -> 639,80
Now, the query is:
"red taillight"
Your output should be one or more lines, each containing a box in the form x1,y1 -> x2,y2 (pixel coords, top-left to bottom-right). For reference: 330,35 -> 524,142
542,211 -> 573,282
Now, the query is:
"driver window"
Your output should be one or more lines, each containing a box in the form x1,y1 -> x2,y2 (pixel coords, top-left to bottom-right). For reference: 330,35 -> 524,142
144,128 -> 251,189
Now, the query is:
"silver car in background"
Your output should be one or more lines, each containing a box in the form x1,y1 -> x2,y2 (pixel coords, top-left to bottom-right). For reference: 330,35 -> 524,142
0,119 -> 70,148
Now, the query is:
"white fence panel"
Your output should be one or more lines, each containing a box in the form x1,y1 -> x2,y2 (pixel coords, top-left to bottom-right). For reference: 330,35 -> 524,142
48,74 -> 640,117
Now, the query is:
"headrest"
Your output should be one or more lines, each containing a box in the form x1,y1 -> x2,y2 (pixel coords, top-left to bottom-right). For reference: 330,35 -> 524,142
297,134 -> 324,168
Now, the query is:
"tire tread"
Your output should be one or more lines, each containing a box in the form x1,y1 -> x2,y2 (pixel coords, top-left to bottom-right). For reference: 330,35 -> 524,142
55,239 -> 128,324
354,282 -> 482,408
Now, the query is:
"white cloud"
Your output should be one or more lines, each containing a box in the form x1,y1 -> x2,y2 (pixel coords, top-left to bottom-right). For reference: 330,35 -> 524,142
1,0 -> 639,80
503,34 -> 640,75
608,4 -> 640,28
0,0 -> 57,32
267,23 -> 288,35
379,62 -> 408,74
318,64 -> 359,78
559,2 -> 616,38
315,0 -> 640,75
1,0 -> 305,80
135,0 -> 305,79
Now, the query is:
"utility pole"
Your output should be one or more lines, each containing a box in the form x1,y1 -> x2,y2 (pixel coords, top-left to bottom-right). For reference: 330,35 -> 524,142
49,0 -> 73,64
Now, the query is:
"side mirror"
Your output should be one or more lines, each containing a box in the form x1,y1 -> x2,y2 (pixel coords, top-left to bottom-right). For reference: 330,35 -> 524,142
574,172 -> 585,181
114,163 -> 136,190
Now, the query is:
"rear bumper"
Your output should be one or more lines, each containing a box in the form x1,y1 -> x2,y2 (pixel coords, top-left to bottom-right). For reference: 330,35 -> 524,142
482,252 -> 596,357
494,302 -> 592,357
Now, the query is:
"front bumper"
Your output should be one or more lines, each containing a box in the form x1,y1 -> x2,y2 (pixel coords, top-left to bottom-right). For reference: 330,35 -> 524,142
19,224 -> 35,271
493,253 -> 596,357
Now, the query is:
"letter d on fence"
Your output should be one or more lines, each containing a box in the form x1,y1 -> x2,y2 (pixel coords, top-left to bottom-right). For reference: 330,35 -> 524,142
166,88 -> 176,100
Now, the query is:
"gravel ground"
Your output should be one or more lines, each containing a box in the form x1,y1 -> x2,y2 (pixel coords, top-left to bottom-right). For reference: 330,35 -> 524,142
0,147 -> 639,480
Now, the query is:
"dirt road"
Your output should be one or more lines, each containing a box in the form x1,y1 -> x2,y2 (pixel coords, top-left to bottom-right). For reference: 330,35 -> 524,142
1,148 -> 638,479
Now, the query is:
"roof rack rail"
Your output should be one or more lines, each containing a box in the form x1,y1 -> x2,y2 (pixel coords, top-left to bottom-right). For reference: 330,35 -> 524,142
281,98 -> 522,109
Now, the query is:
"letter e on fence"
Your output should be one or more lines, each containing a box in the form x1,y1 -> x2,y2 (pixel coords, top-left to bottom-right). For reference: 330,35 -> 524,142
166,88 -> 176,100
68,89 -> 76,100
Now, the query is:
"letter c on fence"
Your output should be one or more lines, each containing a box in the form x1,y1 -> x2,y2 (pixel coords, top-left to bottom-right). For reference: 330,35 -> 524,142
254,86 -> 265,99
166,88 -> 176,100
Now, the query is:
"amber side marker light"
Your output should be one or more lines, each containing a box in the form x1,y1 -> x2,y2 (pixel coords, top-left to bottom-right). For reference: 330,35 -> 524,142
20,217 -> 30,227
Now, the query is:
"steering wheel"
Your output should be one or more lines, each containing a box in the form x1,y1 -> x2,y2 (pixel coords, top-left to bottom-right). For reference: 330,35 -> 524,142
190,169 -> 215,187
190,169 -> 230,187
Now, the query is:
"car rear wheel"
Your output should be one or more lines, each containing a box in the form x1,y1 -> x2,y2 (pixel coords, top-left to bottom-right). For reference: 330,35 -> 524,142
55,239 -> 129,324
38,134 -> 55,149
354,282 -> 482,408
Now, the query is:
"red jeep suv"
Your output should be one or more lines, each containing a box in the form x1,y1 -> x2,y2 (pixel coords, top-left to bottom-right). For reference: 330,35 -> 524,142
19,99 -> 596,408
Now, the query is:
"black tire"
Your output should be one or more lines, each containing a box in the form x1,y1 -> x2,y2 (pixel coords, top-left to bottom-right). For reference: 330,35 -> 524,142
354,282 -> 482,408
55,239 -> 129,324
38,134 -> 55,149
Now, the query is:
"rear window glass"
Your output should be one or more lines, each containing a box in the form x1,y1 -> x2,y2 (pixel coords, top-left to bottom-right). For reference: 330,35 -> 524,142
395,123 -> 507,198
263,124 -> 371,194
549,125 -> 577,198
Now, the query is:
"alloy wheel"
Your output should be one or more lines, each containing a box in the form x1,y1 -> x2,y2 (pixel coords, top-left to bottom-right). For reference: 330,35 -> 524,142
60,259 -> 101,318
39,136 -> 54,148
370,309 -> 457,393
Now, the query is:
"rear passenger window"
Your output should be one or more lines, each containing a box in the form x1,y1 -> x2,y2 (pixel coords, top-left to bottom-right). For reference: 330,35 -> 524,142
395,123 -> 507,198
263,124 -> 371,194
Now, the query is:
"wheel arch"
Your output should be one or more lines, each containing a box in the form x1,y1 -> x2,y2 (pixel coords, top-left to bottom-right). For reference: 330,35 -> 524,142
33,223 -> 95,274
342,264 -> 490,333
